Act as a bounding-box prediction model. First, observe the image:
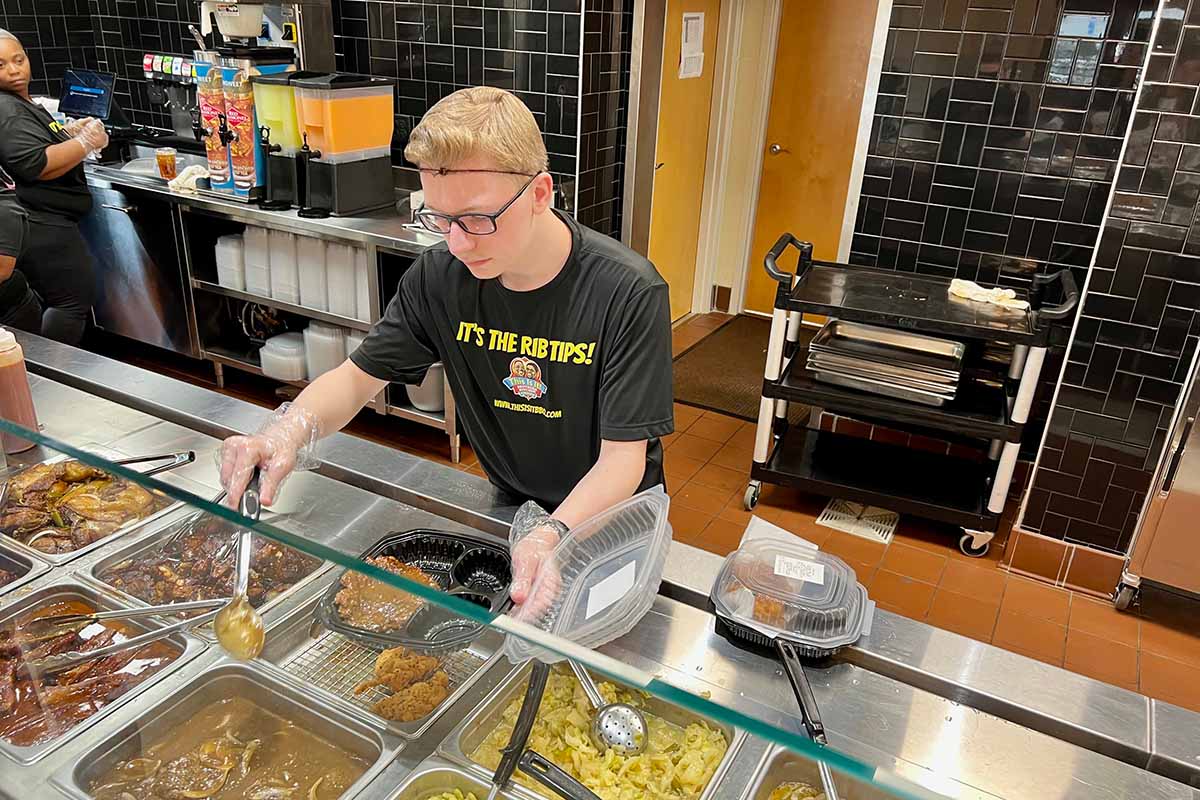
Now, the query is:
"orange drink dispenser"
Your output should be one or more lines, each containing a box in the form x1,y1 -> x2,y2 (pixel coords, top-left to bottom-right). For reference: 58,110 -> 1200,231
292,73 -> 395,162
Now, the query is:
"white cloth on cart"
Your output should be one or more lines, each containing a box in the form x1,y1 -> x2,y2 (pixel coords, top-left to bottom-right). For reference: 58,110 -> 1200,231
948,278 -> 1030,312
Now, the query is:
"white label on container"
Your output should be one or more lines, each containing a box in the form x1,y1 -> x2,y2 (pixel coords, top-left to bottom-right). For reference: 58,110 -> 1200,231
585,560 -> 637,620
774,555 -> 825,585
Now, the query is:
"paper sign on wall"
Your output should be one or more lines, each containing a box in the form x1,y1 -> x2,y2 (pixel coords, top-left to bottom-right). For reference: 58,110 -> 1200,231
679,12 -> 704,79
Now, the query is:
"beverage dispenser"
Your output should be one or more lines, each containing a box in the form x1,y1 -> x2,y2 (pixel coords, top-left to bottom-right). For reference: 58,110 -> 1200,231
291,73 -> 397,217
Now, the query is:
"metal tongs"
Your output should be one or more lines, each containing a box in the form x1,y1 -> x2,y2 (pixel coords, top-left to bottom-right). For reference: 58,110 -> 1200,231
486,662 -> 601,800
113,451 -> 198,476
20,605 -> 223,676
18,598 -> 227,642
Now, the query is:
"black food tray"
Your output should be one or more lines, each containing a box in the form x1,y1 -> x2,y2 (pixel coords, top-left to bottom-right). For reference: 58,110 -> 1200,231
317,529 -> 512,653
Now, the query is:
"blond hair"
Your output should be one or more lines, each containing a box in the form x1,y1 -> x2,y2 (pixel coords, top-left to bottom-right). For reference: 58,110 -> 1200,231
405,87 -> 549,176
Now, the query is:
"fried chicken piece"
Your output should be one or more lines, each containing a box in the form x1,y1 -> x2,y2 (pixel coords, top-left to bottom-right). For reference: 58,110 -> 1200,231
370,670 -> 450,722
334,556 -> 439,632
353,647 -> 440,694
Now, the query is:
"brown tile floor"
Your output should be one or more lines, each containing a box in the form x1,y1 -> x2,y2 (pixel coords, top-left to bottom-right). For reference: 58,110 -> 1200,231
665,314 -> 1200,714
89,316 -> 1200,714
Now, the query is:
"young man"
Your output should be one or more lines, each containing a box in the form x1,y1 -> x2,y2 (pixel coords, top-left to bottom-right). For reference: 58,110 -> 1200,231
219,86 -> 674,611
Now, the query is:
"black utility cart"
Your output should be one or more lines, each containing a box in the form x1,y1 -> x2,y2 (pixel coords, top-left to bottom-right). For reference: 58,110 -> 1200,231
746,233 -> 1079,557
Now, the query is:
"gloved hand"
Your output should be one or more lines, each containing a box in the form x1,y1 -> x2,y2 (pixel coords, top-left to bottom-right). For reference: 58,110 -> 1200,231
508,501 -> 565,623
217,402 -> 322,509
74,119 -> 109,155
63,116 -> 95,136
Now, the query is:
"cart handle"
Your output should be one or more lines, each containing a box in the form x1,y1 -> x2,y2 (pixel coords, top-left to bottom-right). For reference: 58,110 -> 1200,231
764,233 -> 814,285
1029,268 -> 1080,321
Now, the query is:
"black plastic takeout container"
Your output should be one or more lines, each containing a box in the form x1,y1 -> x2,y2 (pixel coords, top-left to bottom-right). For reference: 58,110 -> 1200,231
316,529 -> 512,654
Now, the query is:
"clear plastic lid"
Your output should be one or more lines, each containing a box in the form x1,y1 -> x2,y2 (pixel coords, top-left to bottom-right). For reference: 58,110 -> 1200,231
502,487 -> 672,664
711,538 -> 873,652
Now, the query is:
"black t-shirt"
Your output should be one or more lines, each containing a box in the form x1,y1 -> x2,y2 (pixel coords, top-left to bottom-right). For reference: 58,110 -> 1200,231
0,165 -> 25,258
0,93 -> 93,222
0,164 -> 31,310
352,210 -> 674,509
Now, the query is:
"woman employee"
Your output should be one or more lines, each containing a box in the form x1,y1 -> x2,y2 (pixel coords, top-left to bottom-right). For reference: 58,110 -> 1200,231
0,30 -> 107,345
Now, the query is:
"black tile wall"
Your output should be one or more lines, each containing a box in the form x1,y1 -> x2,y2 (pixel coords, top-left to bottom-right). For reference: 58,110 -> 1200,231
854,0 -> 1153,293
575,0 -> 632,238
339,0 -> 583,208
1023,0 -> 1200,554
334,0 -> 632,234
0,0 -> 99,99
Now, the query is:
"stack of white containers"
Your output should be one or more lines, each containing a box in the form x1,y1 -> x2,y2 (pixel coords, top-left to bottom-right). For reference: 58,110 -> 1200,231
326,242 -> 357,318
297,237 -> 328,311
243,226 -> 271,296
304,322 -> 346,379
260,332 -> 306,381
214,234 -> 245,291
269,230 -> 300,304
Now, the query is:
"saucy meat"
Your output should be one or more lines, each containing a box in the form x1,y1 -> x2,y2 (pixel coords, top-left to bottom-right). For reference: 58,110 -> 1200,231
89,696 -> 370,800
0,460 -> 170,554
0,600 -> 179,747
334,556 -> 438,632
0,567 -> 17,588
98,518 -> 320,610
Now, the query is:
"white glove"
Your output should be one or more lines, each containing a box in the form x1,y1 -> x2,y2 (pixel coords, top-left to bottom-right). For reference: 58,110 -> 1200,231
217,403 -> 322,508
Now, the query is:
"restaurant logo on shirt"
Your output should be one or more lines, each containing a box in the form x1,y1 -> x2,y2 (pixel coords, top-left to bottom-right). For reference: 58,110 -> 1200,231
503,357 -> 548,400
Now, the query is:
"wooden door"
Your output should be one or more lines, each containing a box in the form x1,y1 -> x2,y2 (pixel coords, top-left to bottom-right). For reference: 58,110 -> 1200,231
743,0 -> 878,314
648,0 -> 722,322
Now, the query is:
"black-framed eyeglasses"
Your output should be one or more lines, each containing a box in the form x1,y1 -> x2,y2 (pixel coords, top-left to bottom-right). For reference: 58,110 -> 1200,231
414,172 -> 541,236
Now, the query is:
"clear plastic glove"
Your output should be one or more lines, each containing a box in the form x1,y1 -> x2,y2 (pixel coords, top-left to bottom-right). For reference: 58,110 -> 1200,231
74,120 -> 109,155
508,500 -> 564,623
217,402 -> 322,509
63,116 -> 95,136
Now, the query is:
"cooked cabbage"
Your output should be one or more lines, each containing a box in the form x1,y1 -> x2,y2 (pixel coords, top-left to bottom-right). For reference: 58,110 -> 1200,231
425,792 -> 477,800
470,670 -> 728,800
769,782 -> 825,800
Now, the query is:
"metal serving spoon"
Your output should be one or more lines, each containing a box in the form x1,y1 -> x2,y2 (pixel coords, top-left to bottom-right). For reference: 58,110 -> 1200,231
214,470 -> 264,660
568,660 -> 648,756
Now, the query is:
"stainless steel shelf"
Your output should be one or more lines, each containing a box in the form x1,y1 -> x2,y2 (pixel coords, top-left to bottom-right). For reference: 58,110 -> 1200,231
192,279 -> 372,332
386,400 -> 447,429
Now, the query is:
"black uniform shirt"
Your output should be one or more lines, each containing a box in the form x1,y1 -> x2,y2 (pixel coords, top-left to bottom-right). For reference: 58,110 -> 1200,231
352,210 -> 675,508
0,92 -> 92,222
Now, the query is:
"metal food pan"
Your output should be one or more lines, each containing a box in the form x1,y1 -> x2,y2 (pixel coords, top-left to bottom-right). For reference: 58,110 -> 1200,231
810,321 -> 965,376
812,371 -> 952,408
806,360 -> 959,395
262,591 -> 502,739
0,446 -> 208,566
440,661 -> 746,800
805,352 -> 959,387
0,537 -> 49,598
0,581 -> 205,766
385,758 -> 531,800
744,745 -> 895,800
52,660 -> 396,800
83,511 -> 330,642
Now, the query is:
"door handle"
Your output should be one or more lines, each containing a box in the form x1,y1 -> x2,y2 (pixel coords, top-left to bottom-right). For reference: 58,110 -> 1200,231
1162,415 -> 1196,494
769,143 -> 789,155
100,203 -> 136,214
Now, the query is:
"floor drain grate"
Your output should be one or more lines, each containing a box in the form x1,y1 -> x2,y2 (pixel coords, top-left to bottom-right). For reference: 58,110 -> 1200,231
816,498 -> 898,545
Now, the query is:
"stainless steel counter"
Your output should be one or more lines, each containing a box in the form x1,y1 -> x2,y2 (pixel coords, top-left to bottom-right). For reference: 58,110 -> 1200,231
86,163 -> 441,254
7,334 -> 1200,799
